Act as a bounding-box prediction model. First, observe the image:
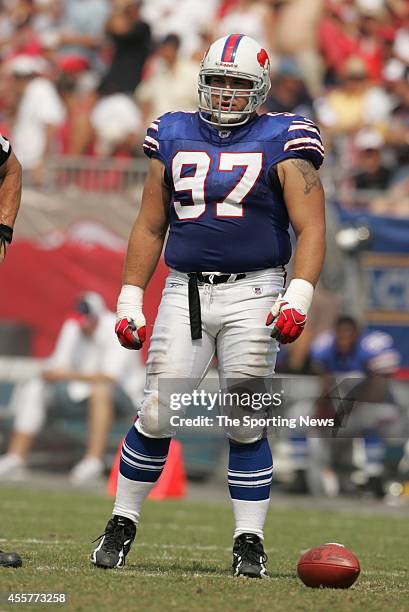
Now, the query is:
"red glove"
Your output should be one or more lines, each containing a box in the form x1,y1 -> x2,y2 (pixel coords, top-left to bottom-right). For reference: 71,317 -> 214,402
266,297 -> 307,344
115,317 -> 146,350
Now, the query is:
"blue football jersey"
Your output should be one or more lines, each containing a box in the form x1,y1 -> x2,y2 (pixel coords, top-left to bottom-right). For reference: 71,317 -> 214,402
310,330 -> 399,375
143,111 -> 324,273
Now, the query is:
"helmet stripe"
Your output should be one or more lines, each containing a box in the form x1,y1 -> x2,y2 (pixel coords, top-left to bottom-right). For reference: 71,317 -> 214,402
221,33 -> 245,63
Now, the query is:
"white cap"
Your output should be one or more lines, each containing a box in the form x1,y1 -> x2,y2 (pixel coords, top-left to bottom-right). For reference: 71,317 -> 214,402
355,128 -> 384,150
76,291 -> 106,317
6,55 -> 49,76
383,58 -> 406,82
357,0 -> 384,15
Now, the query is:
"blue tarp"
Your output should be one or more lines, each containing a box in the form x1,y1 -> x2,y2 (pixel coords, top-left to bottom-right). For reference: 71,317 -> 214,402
336,206 -> 409,366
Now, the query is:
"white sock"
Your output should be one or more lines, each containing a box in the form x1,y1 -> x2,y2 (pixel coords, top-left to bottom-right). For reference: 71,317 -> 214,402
232,498 -> 270,540
112,472 -> 156,525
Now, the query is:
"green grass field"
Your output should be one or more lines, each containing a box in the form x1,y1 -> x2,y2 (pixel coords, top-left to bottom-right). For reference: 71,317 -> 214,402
1,486 -> 408,612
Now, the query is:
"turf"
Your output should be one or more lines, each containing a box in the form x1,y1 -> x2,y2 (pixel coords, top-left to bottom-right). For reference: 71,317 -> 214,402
0,486 -> 408,612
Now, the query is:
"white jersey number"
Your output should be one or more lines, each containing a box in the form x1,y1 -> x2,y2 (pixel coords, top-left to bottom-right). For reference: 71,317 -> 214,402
172,151 -> 263,220
216,152 -> 263,217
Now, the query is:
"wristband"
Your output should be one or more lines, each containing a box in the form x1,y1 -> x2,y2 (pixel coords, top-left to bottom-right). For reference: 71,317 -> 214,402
284,278 -> 314,314
116,284 -> 144,319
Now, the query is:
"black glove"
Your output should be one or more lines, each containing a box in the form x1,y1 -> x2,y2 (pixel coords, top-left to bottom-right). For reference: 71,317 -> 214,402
0,224 -> 13,259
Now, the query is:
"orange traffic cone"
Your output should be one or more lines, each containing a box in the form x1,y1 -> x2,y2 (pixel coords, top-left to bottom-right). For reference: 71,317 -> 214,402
149,439 -> 186,500
107,437 -> 186,499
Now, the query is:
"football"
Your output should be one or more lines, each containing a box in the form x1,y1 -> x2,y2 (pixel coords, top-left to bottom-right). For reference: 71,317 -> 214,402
297,543 -> 360,588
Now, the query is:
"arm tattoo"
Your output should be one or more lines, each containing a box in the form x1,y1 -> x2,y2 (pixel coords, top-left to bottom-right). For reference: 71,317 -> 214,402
291,159 -> 321,195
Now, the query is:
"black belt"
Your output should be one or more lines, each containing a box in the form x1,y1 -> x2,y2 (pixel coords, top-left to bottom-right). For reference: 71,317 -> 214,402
187,272 -> 246,340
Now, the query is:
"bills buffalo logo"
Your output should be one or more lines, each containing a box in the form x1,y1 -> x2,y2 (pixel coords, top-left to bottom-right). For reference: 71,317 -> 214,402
257,48 -> 269,68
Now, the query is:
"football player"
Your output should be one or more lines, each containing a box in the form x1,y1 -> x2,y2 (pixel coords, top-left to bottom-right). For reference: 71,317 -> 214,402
288,317 -> 401,497
0,130 -> 23,568
310,317 -> 400,377
311,317 -> 400,496
91,34 -> 326,577
0,134 -> 21,264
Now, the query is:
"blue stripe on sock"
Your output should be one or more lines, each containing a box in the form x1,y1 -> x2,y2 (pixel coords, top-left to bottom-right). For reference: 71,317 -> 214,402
119,424 -> 171,483
228,438 -> 273,501
229,484 -> 272,501
364,434 -> 385,463
120,451 -> 164,472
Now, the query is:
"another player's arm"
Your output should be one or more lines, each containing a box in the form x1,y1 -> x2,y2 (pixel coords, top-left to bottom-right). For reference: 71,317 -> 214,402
278,158 -> 326,286
0,151 -> 22,263
42,369 -> 116,384
267,158 -> 325,343
116,158 -> 170,349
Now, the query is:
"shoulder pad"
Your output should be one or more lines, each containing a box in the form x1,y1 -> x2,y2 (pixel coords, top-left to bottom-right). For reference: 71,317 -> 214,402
265,112 -> 324,169
311,331 -> 334,358
360,331 -> 394,356
143,112 -> 197,161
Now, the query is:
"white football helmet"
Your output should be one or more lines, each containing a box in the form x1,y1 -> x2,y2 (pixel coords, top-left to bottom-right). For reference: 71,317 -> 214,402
198,34 -> 271,127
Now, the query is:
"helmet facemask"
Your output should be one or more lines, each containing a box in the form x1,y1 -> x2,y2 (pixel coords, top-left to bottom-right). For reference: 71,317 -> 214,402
198,70 -> 268,128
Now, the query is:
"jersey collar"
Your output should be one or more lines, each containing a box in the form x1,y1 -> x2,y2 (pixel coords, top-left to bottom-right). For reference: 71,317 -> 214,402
197,112 -> 260,145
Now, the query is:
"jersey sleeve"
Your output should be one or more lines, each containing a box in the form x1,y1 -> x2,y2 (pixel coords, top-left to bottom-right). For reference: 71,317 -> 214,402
310,331 -> 333,373
142,116 -> 165,163
283,116 -> 324,170
360,331 -> 400,374
0,133 -> 11,166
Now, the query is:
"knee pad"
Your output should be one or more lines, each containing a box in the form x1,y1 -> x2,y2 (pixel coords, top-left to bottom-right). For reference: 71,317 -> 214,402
136,390 -> 176,438
219,382 -> 269,444
226,427 -> 264,445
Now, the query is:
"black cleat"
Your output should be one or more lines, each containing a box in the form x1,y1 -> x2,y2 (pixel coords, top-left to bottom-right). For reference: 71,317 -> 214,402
0,550 -> 22,568
232,533 -> 268,578
367,475 -> 385,499
91,515 -> 136,569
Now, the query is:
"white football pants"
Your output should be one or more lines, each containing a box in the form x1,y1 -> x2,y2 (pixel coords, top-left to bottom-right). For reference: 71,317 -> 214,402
136,268 -> 285,442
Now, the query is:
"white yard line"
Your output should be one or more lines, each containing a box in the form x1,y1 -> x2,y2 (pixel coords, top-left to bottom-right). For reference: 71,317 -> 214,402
0,538 -> 72,545
0,538 -> 228,551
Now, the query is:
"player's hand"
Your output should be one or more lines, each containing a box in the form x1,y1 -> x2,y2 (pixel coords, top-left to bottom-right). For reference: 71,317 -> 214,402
116,285 -> 146,350
266,294 -> 307,344
115,315 -> 146,350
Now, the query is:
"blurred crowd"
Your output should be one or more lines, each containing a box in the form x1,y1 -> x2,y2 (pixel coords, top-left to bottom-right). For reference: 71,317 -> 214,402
1,0 -> 407,496
0,0 -> 407,208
